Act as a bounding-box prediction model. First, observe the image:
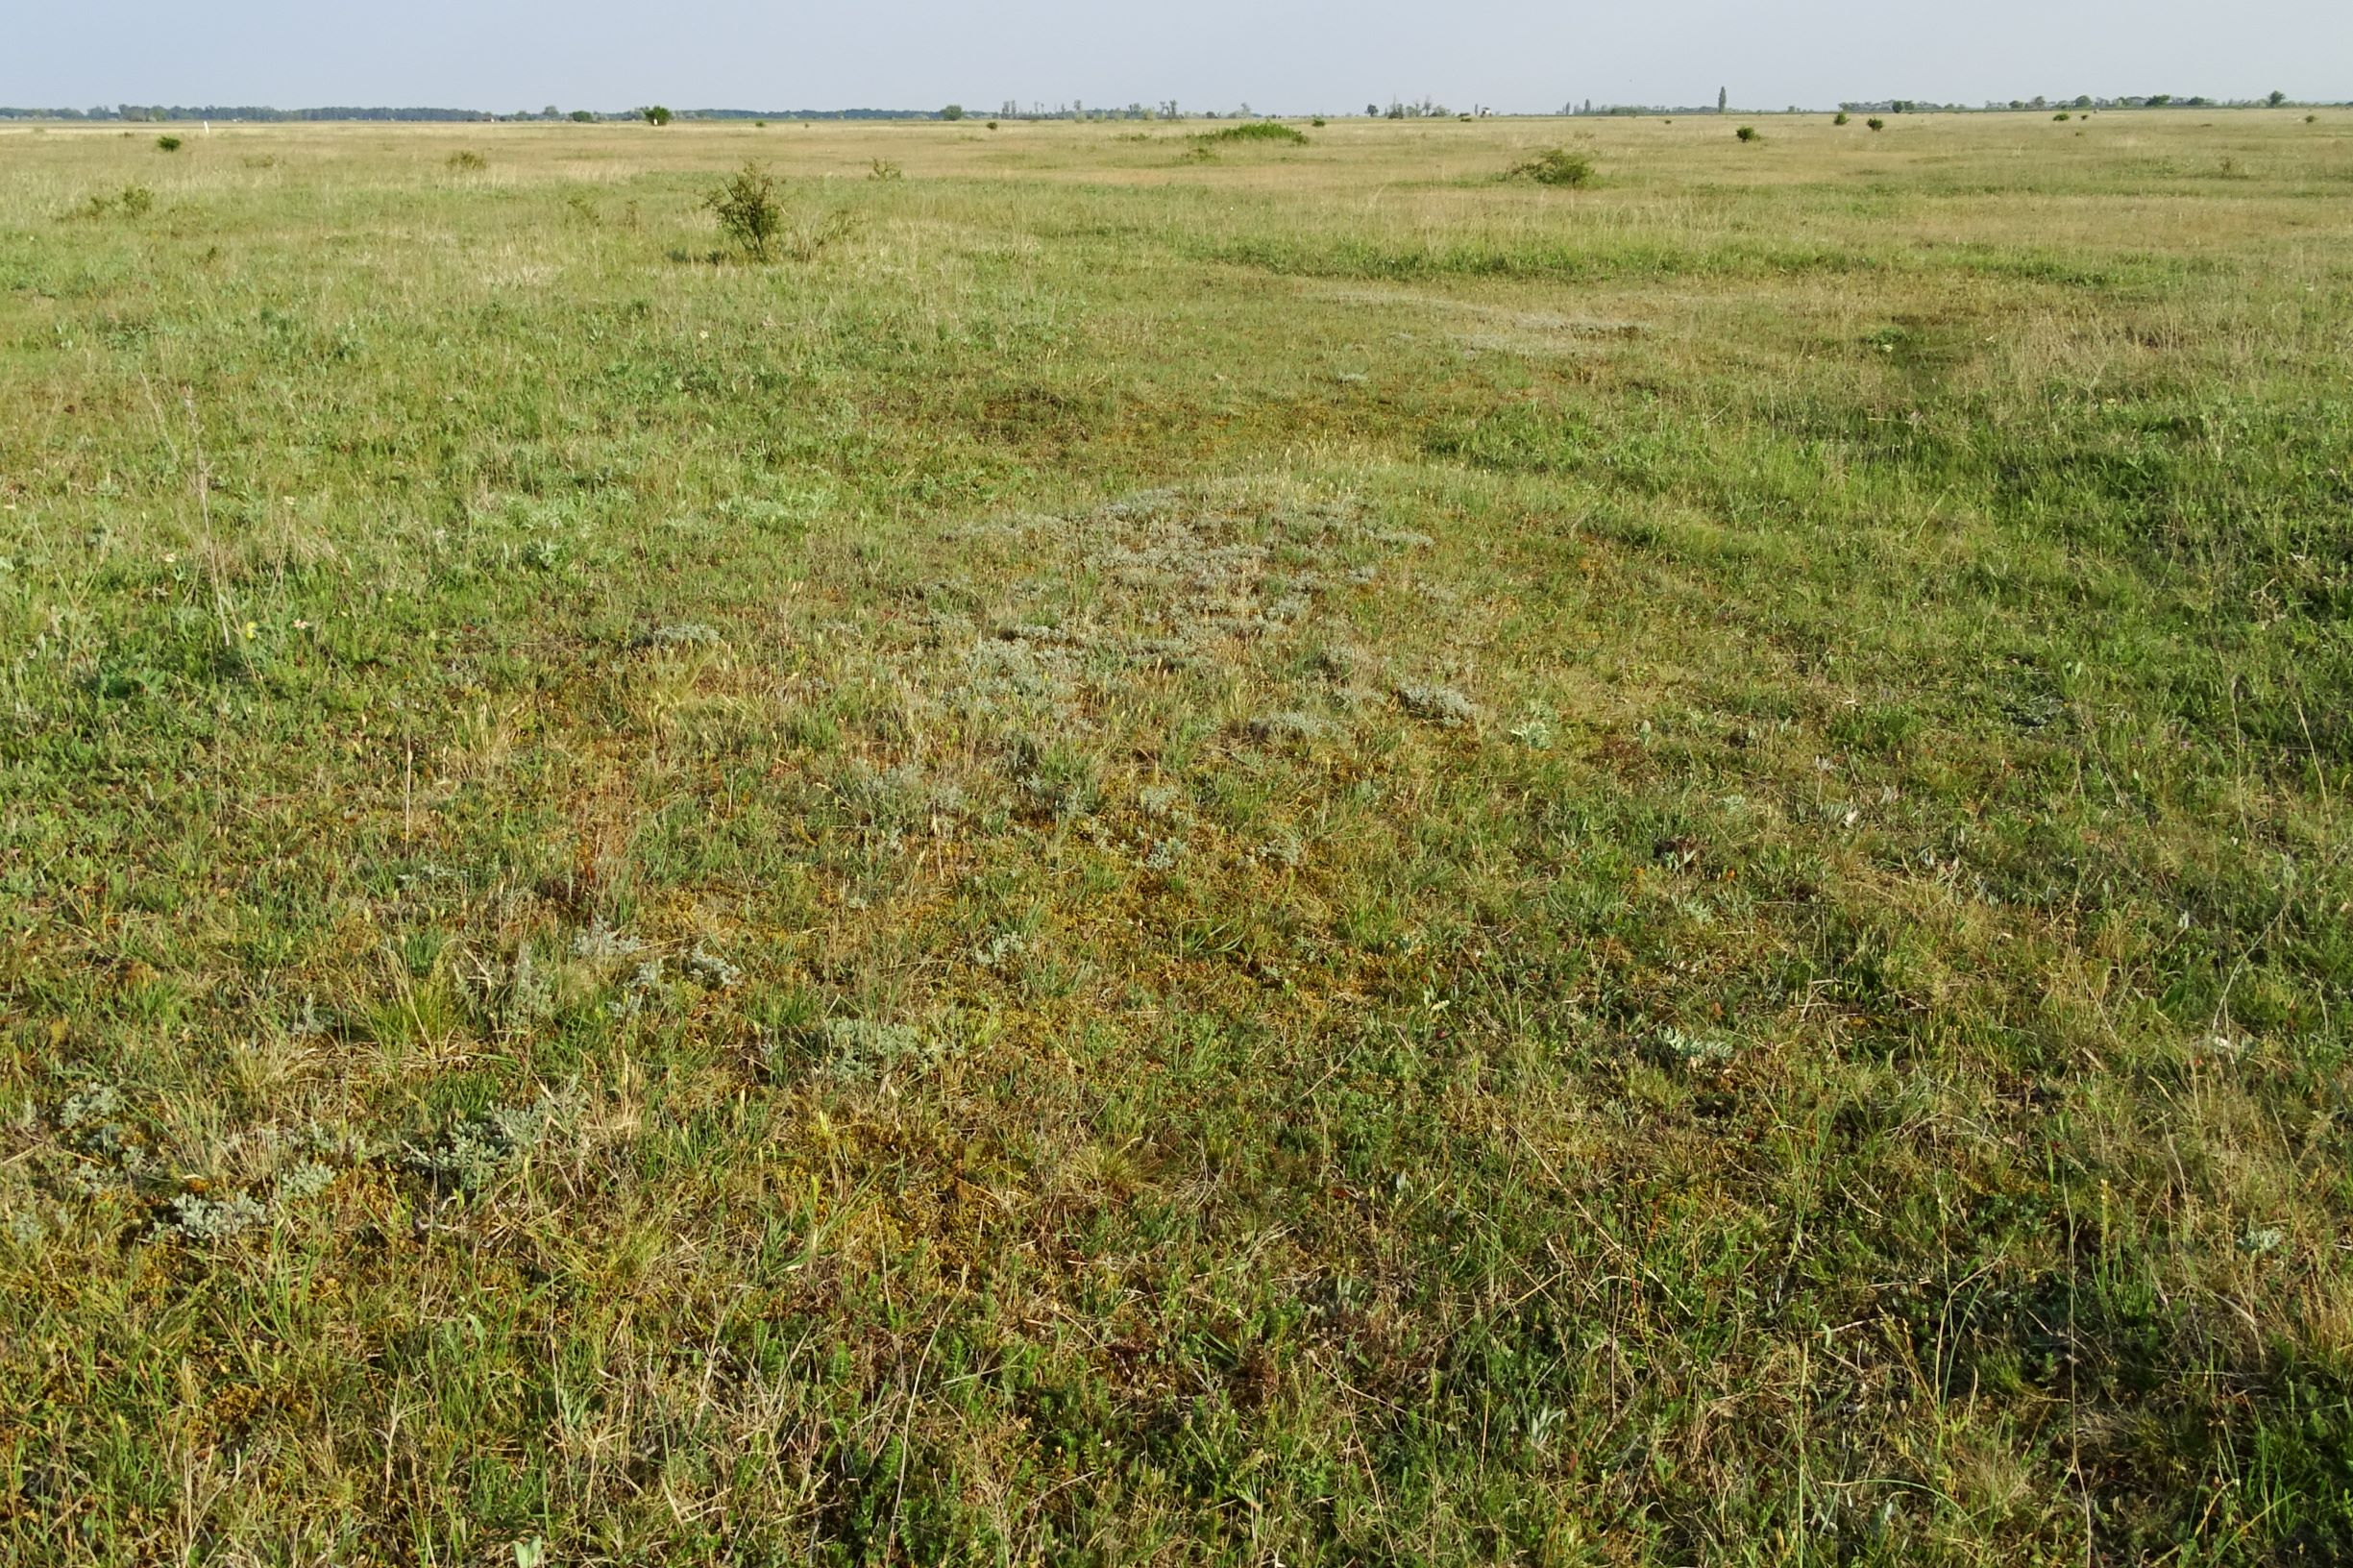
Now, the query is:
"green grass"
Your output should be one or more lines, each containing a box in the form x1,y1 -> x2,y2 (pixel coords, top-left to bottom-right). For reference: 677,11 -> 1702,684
1,109 -> 2350,1563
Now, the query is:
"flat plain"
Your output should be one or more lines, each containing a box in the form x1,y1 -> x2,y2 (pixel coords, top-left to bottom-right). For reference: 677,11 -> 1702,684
2,108 -> 2351,1564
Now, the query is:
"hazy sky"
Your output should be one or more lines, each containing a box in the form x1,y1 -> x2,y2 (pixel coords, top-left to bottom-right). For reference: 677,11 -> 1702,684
8,1 -> 2346,112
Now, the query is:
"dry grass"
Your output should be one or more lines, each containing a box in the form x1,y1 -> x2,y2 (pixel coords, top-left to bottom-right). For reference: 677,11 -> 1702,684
0,108 -> 2350,1564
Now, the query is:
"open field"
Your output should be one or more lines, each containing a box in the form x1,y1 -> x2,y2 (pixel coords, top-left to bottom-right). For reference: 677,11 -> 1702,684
2,108 -> 2351,1563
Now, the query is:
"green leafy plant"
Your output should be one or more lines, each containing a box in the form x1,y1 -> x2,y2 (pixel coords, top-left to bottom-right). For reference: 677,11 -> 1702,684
1735,125 -> 1760,143
79,184 -> 156,219
1834,111 -> 1851,126
642,105 -> 673,127
1867,117 -> 1886,131
942,105 -> 966,121
1504,148 -> 1596,188
1195,121 -> 1309,146
701,159 -> 784,258
156,135 -> 183,153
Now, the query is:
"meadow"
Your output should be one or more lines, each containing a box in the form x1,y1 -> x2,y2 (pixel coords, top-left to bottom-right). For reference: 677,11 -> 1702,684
1,106 -> 2350,1563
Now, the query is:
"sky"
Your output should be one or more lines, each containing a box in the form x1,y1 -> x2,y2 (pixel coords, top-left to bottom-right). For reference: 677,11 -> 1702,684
7,0 -> 2347,113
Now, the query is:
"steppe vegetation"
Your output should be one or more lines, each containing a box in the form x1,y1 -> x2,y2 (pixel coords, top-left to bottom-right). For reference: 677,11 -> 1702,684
1,108 -> 2350,1563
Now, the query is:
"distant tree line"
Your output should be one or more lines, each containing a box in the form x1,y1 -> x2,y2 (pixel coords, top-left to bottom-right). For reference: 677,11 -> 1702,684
2,92 -> 2335,126
1838,92 -> 2320,113
0,104 -> 946,124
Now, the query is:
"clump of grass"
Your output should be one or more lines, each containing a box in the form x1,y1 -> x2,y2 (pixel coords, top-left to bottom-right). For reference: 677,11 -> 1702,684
1195,121 -> 1309,146
446,149 -> 486,172
77,184 -> 155,219
701,159 -> 785,259
1735,125 -> 1761,143
155,135 -> 183,153
1504,147 -> 1596,187
1394,682 -> 1481,727
868,158 -> 903,182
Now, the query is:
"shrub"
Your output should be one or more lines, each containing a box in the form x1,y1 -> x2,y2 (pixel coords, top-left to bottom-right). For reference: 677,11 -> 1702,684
156,135 -> 183,153
701,160 -> 784,258
569,110 -> 596,123
1505,148 -> 1596,188
942,105 -> 965,121
986,120 -> 999,131
446,149 -> 486,171
1311,116 -> 1327,128
2054,111 -> 2071,121
1196,121 -> 1309,145
1867,117 -> 1886,131
1834,111 -> 1851,126
642,106 -> 673,127
1735,125 -> 1759,143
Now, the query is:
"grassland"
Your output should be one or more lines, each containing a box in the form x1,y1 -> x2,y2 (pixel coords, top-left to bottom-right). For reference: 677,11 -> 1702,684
1,107 -> 2350,1564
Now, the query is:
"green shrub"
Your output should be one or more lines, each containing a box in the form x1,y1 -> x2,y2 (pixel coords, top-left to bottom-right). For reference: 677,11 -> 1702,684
1735,125 -> 1760,143
446,149 -> 486,172
1505,148 -> 1596,188
702,159 -> 784,258
941,105 -> 965,121
1196,121 -> 1309,146
987,120 -> 999,131
642,106 -> 673,127
1867,117 -> 1886,131
2054,111 -> 2071,121
1311,116 -> 1327,128
1834,111 -> 1851,126
156,135 -> 183,153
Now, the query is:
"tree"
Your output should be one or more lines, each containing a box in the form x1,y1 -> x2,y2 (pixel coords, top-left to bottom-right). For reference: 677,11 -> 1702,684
1718,86 -> 1728,112
2268,89 -> 2289,108
570,110 -> 596,123
642,105 -> 673,127
941,104 -> 965,121
1367,103 -> 1380,117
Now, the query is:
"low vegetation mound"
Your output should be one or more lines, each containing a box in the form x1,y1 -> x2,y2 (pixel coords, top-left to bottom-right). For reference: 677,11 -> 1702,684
1195,120 -> 1310,146
1503,147 -> 1597,187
